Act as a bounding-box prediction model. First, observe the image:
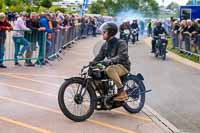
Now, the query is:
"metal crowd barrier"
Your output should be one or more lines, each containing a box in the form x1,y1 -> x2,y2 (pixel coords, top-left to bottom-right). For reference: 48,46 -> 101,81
47,25 -> 81,59
172,32 -> 200,61
0,23 -> 98,66
0,30 -> 46,65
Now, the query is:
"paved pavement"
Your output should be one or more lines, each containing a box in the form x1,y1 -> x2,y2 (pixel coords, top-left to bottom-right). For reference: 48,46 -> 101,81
0,36 -> 173,133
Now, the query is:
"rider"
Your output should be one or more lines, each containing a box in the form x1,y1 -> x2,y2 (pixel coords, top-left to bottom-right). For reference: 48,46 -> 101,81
151,21 -> 168,53
119,20 -> 131,44
92,22 -> 131,101
131,19 -> 139,41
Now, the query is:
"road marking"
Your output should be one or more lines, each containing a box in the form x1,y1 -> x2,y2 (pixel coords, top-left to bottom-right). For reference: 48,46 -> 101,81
0,74 -> 151,122
0,96 -> 61,113
0,82 -> 56,98
0,116 -> 53,133
0,71 -> 150,123
112,110 -> 151,122
0,72 -> 66,79
0,82 -> 151,122
0,96 -> 136,133
88,119 -> 136,133
0,73 -> 60,87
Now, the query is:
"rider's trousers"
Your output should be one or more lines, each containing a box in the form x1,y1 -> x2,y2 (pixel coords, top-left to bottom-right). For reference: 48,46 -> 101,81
105,64 -> 129,89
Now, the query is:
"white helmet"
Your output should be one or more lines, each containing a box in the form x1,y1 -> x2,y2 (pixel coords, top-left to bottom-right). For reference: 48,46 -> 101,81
123,19 -> 129,23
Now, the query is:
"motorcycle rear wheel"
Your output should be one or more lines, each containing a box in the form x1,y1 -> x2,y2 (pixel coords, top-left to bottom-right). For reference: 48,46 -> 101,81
123,75 -> 146,113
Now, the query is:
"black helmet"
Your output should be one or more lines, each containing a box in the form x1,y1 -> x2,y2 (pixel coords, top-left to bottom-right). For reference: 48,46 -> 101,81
100,22 -> 118,36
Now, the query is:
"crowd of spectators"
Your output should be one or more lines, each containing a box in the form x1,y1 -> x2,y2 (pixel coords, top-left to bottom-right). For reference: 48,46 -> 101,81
0,11 -> 106,68
171,18 -> 200,53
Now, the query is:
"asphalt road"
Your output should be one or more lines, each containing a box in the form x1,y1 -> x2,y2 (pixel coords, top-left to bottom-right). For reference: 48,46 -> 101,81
128,38 -> 200,133
0,36 -> 167,133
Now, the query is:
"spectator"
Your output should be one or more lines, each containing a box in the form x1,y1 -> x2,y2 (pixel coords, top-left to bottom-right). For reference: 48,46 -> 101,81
13,12 -> 31,66
0,12 -> 13,68
171,20 -> 180,48
37,13 -> 53,65
91,18 -> 97,37
25,12 -> 40,66
183,20 -> 196,51
147,19 -> 152,37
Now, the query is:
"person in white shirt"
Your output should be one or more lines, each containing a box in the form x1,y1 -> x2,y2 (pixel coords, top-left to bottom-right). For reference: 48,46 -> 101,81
12,12 -> 30,66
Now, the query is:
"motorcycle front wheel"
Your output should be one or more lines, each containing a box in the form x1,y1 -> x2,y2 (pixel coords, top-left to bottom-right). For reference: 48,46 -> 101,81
58,77 -> 96,122
162,45 -> 166,60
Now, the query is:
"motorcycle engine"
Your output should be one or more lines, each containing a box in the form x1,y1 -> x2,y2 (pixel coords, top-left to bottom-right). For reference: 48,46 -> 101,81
103,95 -> 112,109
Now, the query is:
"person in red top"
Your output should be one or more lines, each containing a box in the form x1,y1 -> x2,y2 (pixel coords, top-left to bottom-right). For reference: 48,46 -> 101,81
0,12 -> 13,68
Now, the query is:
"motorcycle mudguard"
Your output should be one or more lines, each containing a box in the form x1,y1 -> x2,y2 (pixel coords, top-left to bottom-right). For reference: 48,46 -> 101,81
64,78 -> 71,81
136,73 -> 144,80
126,73 -> 144,81
64,77 -> 84,82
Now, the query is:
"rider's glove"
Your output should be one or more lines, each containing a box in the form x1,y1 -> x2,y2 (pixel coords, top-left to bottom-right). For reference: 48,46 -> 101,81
100,59 -> 112,66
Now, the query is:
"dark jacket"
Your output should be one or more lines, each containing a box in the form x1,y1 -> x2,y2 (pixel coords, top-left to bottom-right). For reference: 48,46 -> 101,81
131,23 -> 139,30
153,26 -> 168,37
25,19 -> 40,42
93,37 -> 131,71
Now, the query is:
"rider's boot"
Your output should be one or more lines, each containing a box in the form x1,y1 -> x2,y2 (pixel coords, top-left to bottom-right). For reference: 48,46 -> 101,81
113,88 -> 128,101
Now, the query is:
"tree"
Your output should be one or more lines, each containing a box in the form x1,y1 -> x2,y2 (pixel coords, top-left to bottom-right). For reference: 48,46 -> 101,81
88,0 -> 106,15
4,0 -> 17,6
104,0 -> 139,14
89,0 -> 159,16
187,0 -> 200,5
33,0 -> 41,6
0,0 -> 3,11
167,2 -> 179,10
40,0 -> 52,8
166,2 -> 179,17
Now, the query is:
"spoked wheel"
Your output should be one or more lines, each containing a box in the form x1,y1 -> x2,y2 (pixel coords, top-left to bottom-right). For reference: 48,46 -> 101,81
162,52 -> 166,60
154,48 -> 159,58
58,77 -> 96,122
162,47 -> 166,60
123,75 -> 145,113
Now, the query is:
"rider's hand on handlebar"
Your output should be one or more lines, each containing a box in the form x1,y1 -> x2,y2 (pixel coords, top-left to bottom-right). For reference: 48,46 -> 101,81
89,61 -> 96,66
100,59 -> 112,66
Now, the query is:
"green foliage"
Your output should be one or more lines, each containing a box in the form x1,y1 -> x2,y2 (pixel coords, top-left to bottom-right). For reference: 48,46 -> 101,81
49,6 -> 66,13
167,2 -> 179,10
40,0 -> 52,8
9,5 -> 24,12
89,0 -> 159,16
25,5 -> 33,13
38,6 -> 48,13
4,0 -> 13,6
0,0 -> 3,11
88,0 -> 105,15
33,0 -> 41,6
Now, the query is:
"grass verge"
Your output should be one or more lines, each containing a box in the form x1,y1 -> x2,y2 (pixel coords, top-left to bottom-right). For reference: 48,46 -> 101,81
167,39 -> 200,63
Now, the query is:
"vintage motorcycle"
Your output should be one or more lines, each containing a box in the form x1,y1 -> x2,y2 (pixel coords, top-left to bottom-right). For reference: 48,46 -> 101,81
58,63 -> 151,122
130,28 -> 139,44
154,34 -> 168,60
120,29 -> 131,45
